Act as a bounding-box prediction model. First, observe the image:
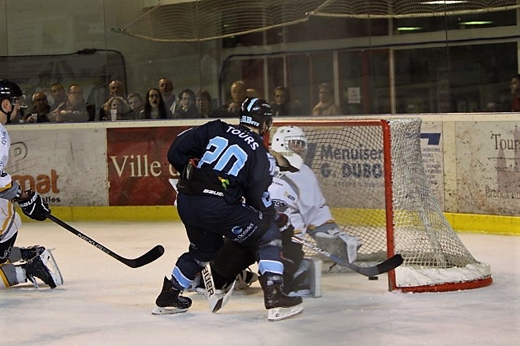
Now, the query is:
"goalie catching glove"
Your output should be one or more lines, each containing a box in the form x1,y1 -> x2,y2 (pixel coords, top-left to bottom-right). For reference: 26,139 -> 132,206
16,190 -> 51,221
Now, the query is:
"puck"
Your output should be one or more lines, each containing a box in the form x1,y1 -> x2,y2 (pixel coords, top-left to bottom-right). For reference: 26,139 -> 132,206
368,276 -> 378,280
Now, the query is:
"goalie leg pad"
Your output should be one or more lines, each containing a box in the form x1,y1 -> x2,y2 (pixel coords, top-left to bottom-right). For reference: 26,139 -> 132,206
40,249 -> 63,286
306,257 -> 322,298
315,231 -> 363,263
337,233 -> 363,263
315,232 -> 347,260
25,250 -> 62,289
286,258 -> 322,298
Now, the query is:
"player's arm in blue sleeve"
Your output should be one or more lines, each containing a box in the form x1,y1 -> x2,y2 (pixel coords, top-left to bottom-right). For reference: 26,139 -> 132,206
167,126 -> 206,171
243,151 -> 277,219
168,120 -> 225,172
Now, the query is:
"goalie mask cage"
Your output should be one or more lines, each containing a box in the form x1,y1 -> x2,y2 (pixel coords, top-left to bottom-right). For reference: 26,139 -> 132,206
271,118 -> 492,293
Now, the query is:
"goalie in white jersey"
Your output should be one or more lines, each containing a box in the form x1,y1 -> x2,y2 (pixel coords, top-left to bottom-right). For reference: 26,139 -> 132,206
205,125 -> 362,297
270,125 -> 363,263
0,80 -> 62,290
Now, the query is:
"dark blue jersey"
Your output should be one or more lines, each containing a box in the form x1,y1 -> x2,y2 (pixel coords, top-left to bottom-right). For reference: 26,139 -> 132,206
168,119 -> 276,218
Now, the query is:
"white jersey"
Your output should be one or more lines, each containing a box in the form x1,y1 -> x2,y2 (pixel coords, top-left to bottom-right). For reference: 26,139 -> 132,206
269,164 -> 335,236
0,123 -> 22,245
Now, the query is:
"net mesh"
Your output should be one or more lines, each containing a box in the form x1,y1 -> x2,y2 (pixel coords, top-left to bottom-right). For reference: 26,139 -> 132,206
271,118 -> 491,290
118,0 -> 520,42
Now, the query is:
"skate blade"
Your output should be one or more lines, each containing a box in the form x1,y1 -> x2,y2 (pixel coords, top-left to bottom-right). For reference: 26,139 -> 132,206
267,304 -> 304,321
288,289 -> 312,297
151,306 -> 189,315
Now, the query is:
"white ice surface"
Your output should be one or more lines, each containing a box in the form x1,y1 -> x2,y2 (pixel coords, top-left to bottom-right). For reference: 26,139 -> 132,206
1,222 -> 518,346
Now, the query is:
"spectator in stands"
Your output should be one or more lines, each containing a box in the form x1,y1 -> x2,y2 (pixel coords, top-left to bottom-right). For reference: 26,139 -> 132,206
103,96 -> 132,121
51,84 -> 93,122
195,89 -> 213,118
109,80 -> 125,98
49,83 -> 67,112
140,88 -> 172,120
159,78 -> 179,115
174,88 -> 200,119
511,74 -> 520,112
23,92 -> 51,123
270,86 -> 303,116
312,83 -> 342,116
99,79 -> 126,121
127,93 -> 144,119
211,80 -> 248,118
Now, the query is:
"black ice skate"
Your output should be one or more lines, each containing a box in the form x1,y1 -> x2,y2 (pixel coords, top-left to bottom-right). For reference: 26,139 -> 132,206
20,245 -> 46,261
25,254 -> 57,289
152,276 -> 192,315
260,275 -> 303,321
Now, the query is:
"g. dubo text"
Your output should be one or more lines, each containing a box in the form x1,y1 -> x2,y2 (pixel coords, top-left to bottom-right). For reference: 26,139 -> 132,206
319,144 -> 383,179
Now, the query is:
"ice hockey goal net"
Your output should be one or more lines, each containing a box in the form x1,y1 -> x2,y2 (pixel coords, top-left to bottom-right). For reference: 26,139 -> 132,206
271,118 -> 492,292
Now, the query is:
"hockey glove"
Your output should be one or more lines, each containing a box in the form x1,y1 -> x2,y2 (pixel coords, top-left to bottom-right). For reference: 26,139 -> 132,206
17,190 -> 51,221
274,213 -> 292,233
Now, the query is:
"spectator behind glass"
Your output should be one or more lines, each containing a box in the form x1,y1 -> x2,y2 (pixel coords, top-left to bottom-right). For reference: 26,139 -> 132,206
158,78 -> 179,115
51,84 -> 93,122
270,86 -> 303,116
211,80 -> 247,118
49,83 -> 67,112
511,74 -> 520,112
140,88 -> 172,120
195,89 -> 212,118
174,88 -> 200,119
99,80 -> 126,121
127,93 -> 144,119
103,96 -> 132,121
23,92 -> 51,123
312,83 -> 342,116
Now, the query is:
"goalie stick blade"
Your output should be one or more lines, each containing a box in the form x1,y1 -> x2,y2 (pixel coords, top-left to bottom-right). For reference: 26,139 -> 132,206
119,245 -> 165,268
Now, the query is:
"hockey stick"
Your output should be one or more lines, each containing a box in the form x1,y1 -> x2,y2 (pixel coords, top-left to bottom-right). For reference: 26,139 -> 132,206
201,263 -> 236,313
45,213 -> 164,268
292,236 -> 403,277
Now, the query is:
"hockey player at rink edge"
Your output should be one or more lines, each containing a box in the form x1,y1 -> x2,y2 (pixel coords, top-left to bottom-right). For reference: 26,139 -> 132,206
153,97 -> 303,321
0,80 -> 63,290
199,125 -> 363,299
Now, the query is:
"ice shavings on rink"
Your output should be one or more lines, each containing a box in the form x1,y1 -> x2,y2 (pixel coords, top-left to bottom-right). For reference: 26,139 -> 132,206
395,262 -> 492,287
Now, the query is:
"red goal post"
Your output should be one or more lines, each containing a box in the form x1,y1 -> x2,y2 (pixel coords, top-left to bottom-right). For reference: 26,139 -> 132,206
269,117 -> 492,293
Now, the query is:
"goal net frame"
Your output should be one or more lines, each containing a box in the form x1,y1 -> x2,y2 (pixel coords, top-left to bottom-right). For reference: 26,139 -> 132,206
270,117 -> 492,293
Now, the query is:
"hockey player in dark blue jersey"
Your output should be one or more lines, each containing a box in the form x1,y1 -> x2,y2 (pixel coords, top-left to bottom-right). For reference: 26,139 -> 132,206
153,97 -> 303,321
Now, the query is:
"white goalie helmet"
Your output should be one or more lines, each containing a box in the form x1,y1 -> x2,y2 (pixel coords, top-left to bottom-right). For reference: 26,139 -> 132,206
271,125 -> 308,170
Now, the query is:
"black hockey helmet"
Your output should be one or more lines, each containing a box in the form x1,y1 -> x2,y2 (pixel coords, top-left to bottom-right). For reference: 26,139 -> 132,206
0,79 -> 27,108
239,97 -> 273,135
